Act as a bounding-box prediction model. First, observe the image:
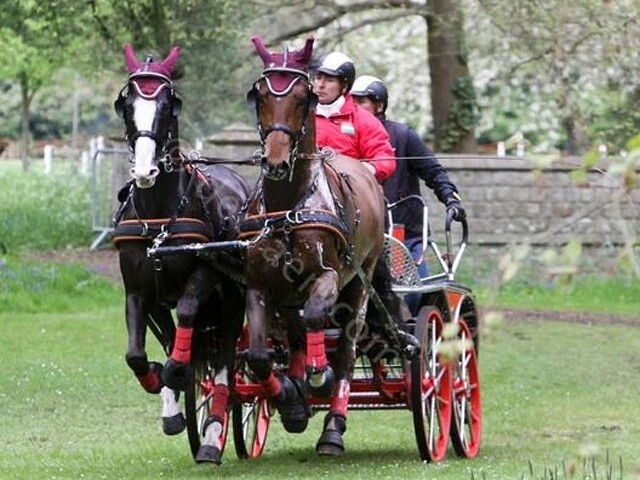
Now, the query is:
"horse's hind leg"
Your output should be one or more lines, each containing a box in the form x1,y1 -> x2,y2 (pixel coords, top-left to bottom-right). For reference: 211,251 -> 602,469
197,285 -> 245,465
316,278 -> 369,456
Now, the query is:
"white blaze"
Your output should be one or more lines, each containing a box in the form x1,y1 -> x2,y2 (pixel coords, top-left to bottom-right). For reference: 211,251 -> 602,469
131,97 -> 159,186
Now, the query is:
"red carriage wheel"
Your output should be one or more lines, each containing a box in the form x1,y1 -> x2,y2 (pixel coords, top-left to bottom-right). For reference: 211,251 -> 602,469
450,319 -> 482,458
232,395 -> 270,459
184,360 -> 229,461
410,306 -> 452,463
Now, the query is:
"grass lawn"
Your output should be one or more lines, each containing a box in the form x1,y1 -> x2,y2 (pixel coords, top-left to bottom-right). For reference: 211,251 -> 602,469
1,301 -> 639,480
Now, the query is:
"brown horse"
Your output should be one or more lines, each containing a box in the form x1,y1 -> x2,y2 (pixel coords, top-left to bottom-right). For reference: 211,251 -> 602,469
240,36 -> 387,455
112,44 -> 249,462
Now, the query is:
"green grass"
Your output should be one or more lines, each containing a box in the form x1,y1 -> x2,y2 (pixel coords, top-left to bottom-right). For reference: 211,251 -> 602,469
0,255 -> 121,313
0,255 -> 638,479
0,162 -> 93,251
491,276 -> 640,316
1,307 -> 638,480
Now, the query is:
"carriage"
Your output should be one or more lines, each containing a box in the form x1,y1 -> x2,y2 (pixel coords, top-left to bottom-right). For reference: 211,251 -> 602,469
146,192 -> 481,463
113,39 -> 481,465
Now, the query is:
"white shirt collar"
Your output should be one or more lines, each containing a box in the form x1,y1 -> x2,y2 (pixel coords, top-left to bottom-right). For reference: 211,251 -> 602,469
316,95 -> 345,118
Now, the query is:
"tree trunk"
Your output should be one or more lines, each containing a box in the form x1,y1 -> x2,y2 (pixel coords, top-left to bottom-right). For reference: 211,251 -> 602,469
427,0 -> 477,153
19,71 -> 31,172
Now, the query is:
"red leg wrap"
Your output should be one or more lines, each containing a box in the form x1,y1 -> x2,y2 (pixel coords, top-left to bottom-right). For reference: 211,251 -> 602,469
171,326 -> 193,364
138,369 -> 161,393
330,379 -> 350,417
288,350 -> 306,379
211,384 -> 230,421
306,331 -> 327,371
260,372 -> 282,398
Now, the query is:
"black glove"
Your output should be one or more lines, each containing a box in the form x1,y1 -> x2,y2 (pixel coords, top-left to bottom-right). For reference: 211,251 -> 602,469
446,197 -> 466,222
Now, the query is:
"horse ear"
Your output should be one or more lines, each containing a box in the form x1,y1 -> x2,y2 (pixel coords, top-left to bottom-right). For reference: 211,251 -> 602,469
124,44 -> 141,73
251,36 -> 273,66
161,46 -> 181,76
299,37 -> 314,65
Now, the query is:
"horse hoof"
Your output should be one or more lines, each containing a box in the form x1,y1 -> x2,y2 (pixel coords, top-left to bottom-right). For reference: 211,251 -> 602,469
306,366 -> 335,399
316,429 -> 344,456
162,412 -> 186,436
162,358 -> 191,391
276,376 -> 310,433
195,445 -> 222,465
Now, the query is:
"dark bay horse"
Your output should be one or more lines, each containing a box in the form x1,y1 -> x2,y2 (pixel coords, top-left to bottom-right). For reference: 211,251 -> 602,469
112,44 -> 249,462
240,36 -> 387,456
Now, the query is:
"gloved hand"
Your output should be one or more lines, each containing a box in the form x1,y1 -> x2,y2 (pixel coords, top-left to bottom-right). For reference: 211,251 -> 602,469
446,196 -> 466,222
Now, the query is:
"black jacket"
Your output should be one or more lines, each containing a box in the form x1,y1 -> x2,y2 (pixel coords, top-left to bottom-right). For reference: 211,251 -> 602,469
381,117 -> 458,238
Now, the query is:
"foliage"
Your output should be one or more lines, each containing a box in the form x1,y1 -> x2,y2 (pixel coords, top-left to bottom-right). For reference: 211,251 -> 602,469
0,164 -> 93,250
472,0 -> 640,153
439,74 -> 481,152
585,86 -> 640,152
88,0 -> 258,140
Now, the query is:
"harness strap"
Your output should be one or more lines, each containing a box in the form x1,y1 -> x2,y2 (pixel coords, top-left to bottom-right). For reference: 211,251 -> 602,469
237,209 -> 348,248
112,217 -> 211,245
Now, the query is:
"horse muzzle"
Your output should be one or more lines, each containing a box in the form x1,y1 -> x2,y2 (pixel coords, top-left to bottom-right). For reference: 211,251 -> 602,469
131,165 -> 160,188
262,156 -> 291,181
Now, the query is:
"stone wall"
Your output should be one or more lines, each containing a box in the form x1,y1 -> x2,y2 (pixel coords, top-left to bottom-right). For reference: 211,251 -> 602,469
429,155 -> 639,251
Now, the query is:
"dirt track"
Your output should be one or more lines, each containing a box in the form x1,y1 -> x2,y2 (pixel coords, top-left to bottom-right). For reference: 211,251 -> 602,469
25,248 -> 639,327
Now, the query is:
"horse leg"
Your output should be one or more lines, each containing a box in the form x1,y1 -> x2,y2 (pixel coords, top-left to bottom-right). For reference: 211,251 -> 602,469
197,286 -> 245,465
303,269 -> 339,397
163,267 -> 213,391
124,293 -> 163,394
149,306 -> 186,435
246,287 -> 309,434
316,278 -> 370,456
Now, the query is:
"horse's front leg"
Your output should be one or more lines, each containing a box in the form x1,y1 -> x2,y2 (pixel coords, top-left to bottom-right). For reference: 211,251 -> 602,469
246,287 -> 310,434
163,267 -> 213,391
149,306 -> 186,436
303,269 -> 339,397
316,277 -> 369,456
124,293 -> 163,394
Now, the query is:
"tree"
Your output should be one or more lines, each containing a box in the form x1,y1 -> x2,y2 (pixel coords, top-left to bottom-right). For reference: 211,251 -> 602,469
248,0 -> 479,153
0,1 -> 90,171
475,0 -> 639,154
88,0 -> 257,140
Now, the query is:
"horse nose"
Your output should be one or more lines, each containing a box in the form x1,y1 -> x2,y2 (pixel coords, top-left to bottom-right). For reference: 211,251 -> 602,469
130,165 -> 160,187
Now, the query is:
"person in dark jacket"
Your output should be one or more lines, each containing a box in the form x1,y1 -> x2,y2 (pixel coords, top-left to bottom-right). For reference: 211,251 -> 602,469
351,75 -> 466,314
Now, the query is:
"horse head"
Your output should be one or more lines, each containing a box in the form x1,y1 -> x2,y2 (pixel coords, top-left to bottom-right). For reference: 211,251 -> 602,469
248,36 -> 317,181
115,44 -> 182,188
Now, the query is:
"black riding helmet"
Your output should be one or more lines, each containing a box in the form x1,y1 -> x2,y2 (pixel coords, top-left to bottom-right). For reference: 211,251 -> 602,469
315,52 -> 356,92
351,75 -> 389,113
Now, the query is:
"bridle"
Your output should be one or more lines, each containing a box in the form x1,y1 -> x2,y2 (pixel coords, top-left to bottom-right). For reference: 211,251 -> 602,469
247,67 -> 318,172
114,70 -> 183,162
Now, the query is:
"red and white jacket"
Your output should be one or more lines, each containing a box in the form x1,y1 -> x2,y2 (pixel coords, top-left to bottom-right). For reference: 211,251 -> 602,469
315,95 -> 396,182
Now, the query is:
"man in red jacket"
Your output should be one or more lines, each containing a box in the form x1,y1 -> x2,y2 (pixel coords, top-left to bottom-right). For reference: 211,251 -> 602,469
312,52 -> 396,182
